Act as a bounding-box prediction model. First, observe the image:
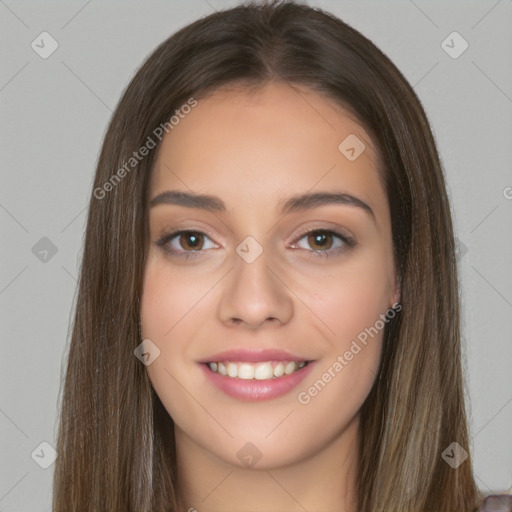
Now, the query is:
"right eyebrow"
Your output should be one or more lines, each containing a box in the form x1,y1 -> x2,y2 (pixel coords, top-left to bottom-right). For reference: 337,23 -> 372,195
149,190 -> 225,212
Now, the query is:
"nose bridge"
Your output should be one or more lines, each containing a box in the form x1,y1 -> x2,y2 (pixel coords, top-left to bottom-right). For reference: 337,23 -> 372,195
217,237 -> 294,328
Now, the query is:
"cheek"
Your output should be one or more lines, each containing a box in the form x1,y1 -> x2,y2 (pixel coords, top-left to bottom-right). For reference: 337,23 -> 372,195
330,270 -> 391,350
289,248 -> 394,401
139,258 -> 198,387
139,258 -> 207,427
140,255 -> 214,339
294,252 -> 394,351
292,263 -> 391,434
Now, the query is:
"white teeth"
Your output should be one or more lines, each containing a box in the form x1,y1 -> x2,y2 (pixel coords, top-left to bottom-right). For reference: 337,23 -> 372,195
284,361 -> 296,375
273,362 -> 285,377
227,362 -> 238,378
255,363 -> 273,380
207,360 -> 309,380
238,363 -> 255,380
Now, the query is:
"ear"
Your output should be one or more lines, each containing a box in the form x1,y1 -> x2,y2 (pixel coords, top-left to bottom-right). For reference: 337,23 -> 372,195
390,272 -> 402,308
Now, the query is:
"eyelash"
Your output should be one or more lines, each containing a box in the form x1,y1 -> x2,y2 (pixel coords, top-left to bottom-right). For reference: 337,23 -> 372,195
155,227 -> 357,261
293,227 -> 357,258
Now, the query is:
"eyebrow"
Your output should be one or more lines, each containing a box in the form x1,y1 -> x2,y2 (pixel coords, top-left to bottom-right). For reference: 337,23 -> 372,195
150,190 -> 374,218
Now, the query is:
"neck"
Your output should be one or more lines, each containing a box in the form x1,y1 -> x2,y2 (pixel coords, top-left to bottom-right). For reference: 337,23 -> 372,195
174,416 -> 360,512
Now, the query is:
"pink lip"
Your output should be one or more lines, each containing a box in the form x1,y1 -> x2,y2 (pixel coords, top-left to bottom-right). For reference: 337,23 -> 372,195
199,361 -> 316,401
197,348 -> 310,364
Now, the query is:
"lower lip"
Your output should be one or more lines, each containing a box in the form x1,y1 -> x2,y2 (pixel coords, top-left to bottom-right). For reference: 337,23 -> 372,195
199,362 -> 315,401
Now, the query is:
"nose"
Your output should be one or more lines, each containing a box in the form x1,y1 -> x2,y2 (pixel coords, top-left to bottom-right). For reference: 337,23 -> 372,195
217,247 -> 294,330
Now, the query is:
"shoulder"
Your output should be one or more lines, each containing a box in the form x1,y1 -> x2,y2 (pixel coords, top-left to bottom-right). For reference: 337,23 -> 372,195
478,493 -> 512,511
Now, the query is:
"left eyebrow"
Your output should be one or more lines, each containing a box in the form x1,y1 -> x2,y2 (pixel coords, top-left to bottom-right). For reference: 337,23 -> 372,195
279,191 -> 375,219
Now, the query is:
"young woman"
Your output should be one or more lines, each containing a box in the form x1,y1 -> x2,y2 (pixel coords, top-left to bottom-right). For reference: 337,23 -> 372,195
52,1 -> 487,510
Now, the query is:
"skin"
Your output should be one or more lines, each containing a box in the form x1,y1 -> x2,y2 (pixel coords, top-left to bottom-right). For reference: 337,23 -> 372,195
140,81 -> 400,512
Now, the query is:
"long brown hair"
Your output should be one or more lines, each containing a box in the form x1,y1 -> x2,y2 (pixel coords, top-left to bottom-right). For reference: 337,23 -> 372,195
53,1 -> 483,510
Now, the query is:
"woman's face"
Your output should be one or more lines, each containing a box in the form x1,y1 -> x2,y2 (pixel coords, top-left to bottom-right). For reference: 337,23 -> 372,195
141,82 -> 399,469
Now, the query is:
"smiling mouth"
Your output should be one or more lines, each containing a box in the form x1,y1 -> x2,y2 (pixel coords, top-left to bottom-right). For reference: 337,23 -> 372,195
205,360 -> 312,380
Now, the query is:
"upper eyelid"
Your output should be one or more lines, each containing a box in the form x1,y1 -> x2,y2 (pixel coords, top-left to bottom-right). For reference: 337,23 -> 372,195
159,227 -> 353,252
293,225 -> 353,242
157,229 -> 218,251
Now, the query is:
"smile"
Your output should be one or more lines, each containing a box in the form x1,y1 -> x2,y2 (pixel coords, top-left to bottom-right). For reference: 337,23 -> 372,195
200,358 -> 315,401
207,360 -> 310,380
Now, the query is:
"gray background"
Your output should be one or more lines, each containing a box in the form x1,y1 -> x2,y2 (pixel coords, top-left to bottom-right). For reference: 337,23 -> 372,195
1,1 -> 511,510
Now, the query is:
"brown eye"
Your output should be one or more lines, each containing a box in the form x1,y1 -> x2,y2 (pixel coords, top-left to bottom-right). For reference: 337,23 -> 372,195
179,231 -> 205,251
292,228 -> 356,259
306,231 -> 334,251
155,230 -> 216,258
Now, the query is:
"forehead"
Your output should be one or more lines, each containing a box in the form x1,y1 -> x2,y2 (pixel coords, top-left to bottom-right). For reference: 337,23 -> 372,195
149,82 -> 386,218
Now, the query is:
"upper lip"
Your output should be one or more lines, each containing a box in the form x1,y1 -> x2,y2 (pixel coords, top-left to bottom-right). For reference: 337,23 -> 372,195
197,349 -> 312,364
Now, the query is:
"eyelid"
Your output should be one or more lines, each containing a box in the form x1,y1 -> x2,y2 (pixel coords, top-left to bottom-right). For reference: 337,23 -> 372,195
155,224 -> 357,259
290,223 -> 356,247
155,228 -> 220,258
289,227 -> 356,257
